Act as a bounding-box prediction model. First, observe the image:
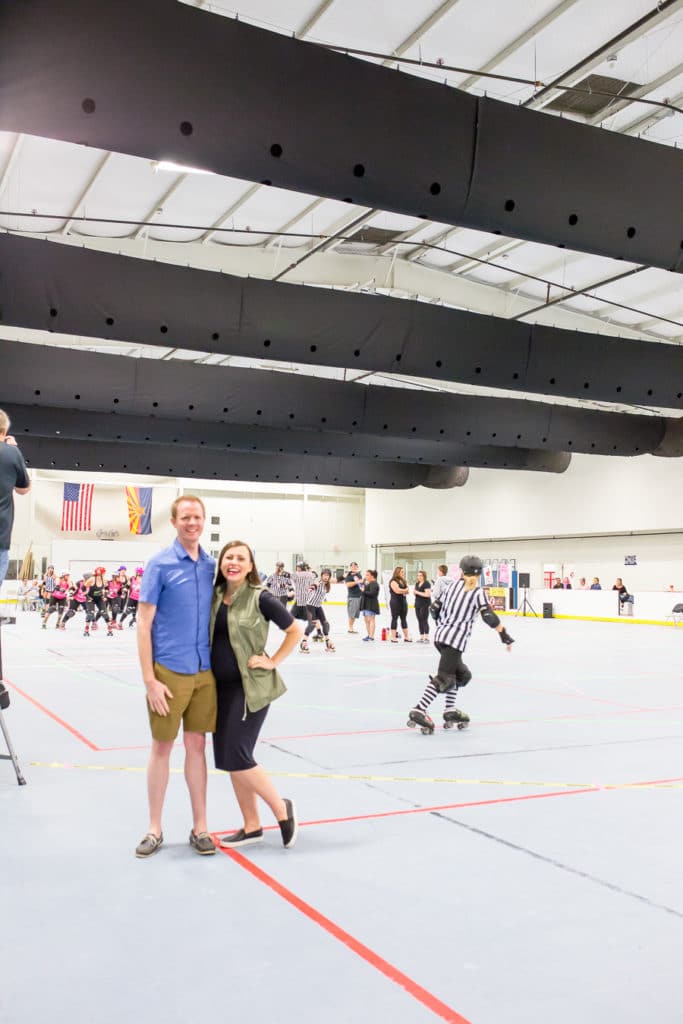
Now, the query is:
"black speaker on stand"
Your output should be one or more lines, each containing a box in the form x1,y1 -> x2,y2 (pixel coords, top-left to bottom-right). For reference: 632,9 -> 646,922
515,573 -> 537,617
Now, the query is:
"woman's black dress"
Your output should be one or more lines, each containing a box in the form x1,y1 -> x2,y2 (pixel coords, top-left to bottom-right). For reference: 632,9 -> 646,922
211,591 -> 293,772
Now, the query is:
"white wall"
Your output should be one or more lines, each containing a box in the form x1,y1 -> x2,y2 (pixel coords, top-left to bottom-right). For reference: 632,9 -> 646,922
366,454 -> 683,591
6,471 -> 366,579
197,484 -> 365,571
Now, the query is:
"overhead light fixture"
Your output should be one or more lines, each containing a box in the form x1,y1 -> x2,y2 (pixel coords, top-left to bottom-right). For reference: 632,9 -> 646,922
151,159 -> 215,176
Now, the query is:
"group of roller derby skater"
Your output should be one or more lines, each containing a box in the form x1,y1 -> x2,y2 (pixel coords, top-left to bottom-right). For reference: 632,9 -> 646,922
41,565 -> 144,637
266,561 -> 336,654
407,555 -> 515,735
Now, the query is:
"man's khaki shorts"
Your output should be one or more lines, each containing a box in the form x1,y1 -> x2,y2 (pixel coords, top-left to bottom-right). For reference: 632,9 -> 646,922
147,662 -> 217,742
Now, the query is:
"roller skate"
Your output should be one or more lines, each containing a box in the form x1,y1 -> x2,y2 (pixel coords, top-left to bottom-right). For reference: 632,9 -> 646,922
83,625 -> 90,637
324,638 -> 335,652
128,618 -> 136,628
407,708 -> 435,735
299,639 -> 310,654
443,709 -> 470,731
106,624 -> 114,637
312,632 -> 324,643
41,621 -> 47,630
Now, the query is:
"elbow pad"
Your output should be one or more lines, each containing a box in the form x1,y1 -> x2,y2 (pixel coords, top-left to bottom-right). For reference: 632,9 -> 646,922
480,607 -> 500,628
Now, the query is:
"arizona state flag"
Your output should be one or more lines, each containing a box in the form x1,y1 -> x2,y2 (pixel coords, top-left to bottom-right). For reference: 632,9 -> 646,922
126,486 -> 153,535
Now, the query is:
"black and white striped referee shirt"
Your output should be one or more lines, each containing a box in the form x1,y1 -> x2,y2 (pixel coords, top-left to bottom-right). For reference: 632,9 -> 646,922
43,574 -> 57,594
266,572 -> 291,598
306,580 -> 329,608
291,570 -> 317,606
434,579 -> 489,651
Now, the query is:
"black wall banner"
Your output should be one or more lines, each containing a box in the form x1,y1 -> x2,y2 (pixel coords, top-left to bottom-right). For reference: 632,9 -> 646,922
1,0 -> 681,271
0,339 -> 666,457
1,235 -> 682,410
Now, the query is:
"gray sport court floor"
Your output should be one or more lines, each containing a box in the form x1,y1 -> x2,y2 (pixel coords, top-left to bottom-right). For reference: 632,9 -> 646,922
1,605 -> 681,1024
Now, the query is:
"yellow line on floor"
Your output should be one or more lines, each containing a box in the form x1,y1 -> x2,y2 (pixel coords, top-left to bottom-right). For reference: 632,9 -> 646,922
27,761 -> 683,790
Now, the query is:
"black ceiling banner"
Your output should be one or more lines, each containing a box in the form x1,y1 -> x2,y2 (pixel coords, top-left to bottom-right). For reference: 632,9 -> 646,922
2,403 -> 572,473
17,436 -> 468,490
2,235 -> 682,409
0,1 -> 681,271
0,339 -> 665,456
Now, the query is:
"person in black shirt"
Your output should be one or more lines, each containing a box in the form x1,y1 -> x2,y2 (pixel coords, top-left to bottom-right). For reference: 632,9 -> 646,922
389,566 -> 412,643
211,540 -> 302,850
413,571 -> 432,643
344,562 -> 363,634
360,568 -> 381,641
0,409 -> 31,588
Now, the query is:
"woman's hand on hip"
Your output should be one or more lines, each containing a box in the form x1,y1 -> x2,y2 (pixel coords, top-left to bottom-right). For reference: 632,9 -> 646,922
247,653 -> 275,670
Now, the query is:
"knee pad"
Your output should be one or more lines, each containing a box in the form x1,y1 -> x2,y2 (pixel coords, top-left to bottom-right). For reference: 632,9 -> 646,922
456,666 -> 472,688
431,673 -> 458,694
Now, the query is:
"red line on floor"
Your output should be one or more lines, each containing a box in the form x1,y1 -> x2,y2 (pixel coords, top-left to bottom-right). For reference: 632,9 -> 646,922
2,677 -> 99,751
219,846 -> 472,1024
214,786 -> 600,839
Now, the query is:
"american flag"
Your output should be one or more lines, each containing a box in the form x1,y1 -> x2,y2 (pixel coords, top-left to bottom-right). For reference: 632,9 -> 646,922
61,483 -> 94,532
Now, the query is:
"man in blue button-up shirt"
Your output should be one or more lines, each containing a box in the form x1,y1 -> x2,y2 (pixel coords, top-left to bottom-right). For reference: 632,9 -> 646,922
135,495 -> 217,859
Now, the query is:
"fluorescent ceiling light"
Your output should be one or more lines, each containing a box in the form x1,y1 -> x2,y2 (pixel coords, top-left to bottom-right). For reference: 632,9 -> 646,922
152,160 -> 215,175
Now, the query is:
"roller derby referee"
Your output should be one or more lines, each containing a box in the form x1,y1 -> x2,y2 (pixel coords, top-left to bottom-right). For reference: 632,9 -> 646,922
407,555 -> 514,735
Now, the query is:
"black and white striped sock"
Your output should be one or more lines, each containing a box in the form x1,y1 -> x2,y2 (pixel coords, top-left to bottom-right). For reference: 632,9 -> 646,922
416,679 -> 439,712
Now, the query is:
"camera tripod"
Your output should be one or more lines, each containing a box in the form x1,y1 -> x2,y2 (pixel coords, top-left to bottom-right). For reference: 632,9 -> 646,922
0,615 -> 26,785
515,587 -> 538,618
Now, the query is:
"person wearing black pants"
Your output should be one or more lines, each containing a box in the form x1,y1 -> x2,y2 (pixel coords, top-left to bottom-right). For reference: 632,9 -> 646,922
389,566 -> 411,643
413,570 -> 432,643
210,540 -> 302,850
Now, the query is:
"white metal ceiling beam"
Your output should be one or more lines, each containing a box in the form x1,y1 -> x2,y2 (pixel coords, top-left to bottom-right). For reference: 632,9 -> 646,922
588,59 -> 683,126
200,182 -> 262,244
272,207 -> 375,280
0,133 -> 24,198
60,152 -> 112,236
133,172 -> 188,240
402,225 -> 464,262
619,86 -> 683,136
322,208 -> 377,252
457,0 -> 581,93
262,197 -> 326,248
375,222 -> 433,256
295,0 -> 338,38
502,251 -> 583,293
382,0 -> 465,65
445,238 -> 525,274
525,0 -> 683,112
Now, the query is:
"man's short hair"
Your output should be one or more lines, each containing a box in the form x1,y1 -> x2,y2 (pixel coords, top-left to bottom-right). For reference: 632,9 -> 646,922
170,494 -> 206,520
0,408 -> 10,434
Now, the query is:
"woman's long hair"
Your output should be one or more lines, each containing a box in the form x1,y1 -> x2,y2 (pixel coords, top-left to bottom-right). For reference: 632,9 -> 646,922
321,569 -> 331,593
390,566 -> 405,584
214,540 -> 262,591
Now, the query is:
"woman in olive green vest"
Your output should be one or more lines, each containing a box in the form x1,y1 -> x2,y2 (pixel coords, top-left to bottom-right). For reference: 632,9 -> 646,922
210,540 -> 303,849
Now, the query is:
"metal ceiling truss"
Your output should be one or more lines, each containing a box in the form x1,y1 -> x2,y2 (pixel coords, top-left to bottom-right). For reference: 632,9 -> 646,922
523,0 -> 683,113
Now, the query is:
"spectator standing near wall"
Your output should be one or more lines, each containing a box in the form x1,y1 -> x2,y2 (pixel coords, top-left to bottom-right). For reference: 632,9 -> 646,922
345,561 -> 363,634
0,409 -> 31,590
